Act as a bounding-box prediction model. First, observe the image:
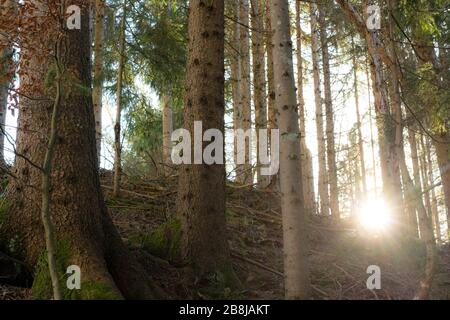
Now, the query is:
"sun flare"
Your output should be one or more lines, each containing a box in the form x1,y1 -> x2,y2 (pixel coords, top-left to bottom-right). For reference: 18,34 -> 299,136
358,199 -> 392,232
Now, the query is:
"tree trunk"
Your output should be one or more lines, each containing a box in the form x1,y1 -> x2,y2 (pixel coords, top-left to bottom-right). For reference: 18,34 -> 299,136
230,0 -> 242,185
113,2 -> 127,198
351,36 -> 367,197
365,56 -> 378,195
0,0 -> 15,166
425,138 -> 441,244
237,0 -> 252,185
407,128 -> 421,237
93,0 -> 104,164
296,0 -> 316,216
337,0 -> 404,227
161,92 -> 173,175
270,0 -> 310,299
175,0 -> 236,284
251,0 -> 267,188
318,3 -> 339,219
0,1 -> 155,299
433,133 -> 450,237
265,0 -> 278,191
309,2 -> 329,216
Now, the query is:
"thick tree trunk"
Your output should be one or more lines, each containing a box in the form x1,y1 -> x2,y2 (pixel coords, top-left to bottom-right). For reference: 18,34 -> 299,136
92,0 -> 104,164
309,3 -> 329,216
251,0 -> 267,188
113,3 -> 127,198
270,0 -> 310,299
296,0 -> 316,215
176,0 -> 235,283
0,1 -> 155,299
237,0 -> 252,185
161,92 -> 173,174
318,4 -> 339,220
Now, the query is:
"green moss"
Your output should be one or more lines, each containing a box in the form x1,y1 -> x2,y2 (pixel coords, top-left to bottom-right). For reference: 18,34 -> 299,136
68,282 -> 122,300
32,240 -> 71,300
32,240 -> 122,300
130,218 -> 182,262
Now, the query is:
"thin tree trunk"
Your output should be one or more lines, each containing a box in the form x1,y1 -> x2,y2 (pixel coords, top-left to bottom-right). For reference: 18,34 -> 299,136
176,0 -> 236,284
365,56 -> 378,195
0,0 -> 15,166
270,0 -> 310,299
93,0 -> 104,164
407,128 -> 421,237
238,0 -> 252,185
433,133 -> 450,237
161,92 -> 173,175
251,0 -> 267,187
318,3 -> 339,219
113,2 -> 127,198
310,2 -> 329,216
296,0 -> 316,215
425,138 -> 441,244
351,36 -> 367,197
231,0 -> 242,184
265,0 -> 278,190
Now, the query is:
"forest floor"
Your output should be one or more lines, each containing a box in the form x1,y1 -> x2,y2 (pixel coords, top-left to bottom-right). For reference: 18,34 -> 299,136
1,172 -> 450,300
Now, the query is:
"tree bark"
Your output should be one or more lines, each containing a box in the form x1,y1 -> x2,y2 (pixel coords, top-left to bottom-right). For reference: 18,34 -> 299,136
251,0 -> 267,188
175,0 -> 236,284
318,3 -> 339,219
265,0 -> 279,191
113,2 -> 127,198
270,0 -> 310,299
424,138 -> 441,244
296,0 -> 316,216
0,1 -> 155,299
230,0 -> 242,184
433,133 -> 450,237
237,0 -> 252,185
351,36 -> 367,197
0,0 -> 15,166
407,128 -> 421,237
309,2 -> 329,216
92,0 -> 104,164
161,92 -> 173,175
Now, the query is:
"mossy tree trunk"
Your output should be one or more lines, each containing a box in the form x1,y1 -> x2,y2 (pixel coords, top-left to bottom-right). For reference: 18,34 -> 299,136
0,1 -> 155,300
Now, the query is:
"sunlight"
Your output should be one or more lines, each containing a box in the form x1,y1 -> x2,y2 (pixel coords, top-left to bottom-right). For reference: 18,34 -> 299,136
358,198 -> 392,233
